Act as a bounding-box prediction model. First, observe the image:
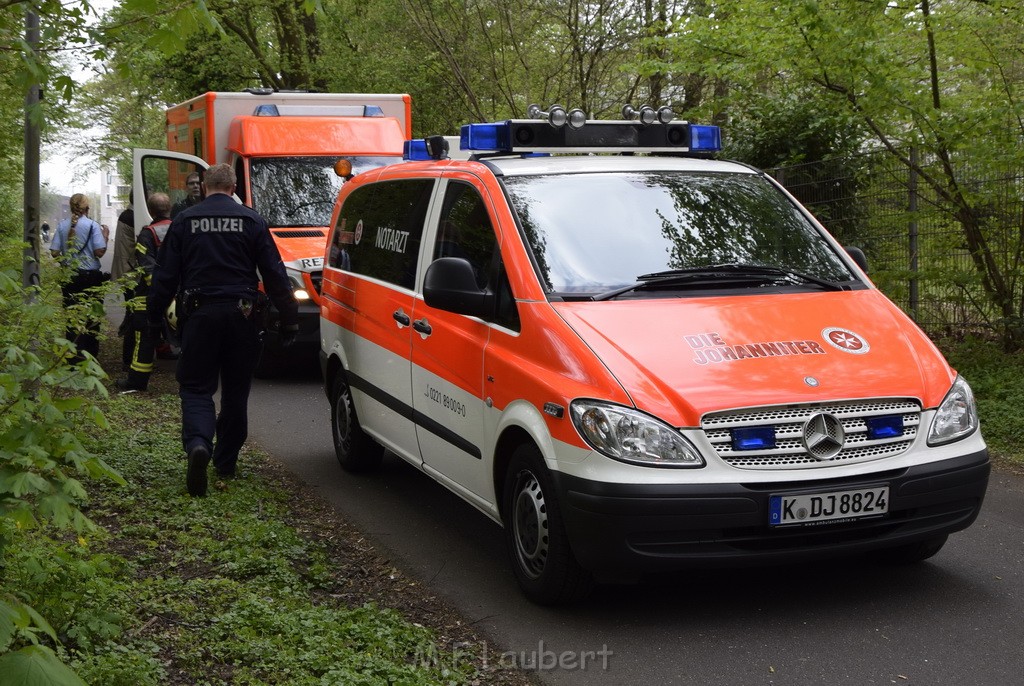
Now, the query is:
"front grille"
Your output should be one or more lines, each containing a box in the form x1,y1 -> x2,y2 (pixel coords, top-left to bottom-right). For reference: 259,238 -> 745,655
702,398 -> 921,469
275,230 -> 325,238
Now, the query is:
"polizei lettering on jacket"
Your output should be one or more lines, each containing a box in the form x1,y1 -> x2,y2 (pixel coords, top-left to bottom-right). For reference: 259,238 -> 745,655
375,226 -> 410,254
686,331 -> 826,365
190,217 -> 244,234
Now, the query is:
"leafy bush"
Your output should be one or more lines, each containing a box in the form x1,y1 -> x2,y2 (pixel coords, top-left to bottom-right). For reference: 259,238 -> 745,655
0,250 -> 125,682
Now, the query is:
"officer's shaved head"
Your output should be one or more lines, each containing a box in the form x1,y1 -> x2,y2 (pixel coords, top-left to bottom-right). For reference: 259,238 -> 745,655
147,192 -> 171,219
204,164 -> 236,193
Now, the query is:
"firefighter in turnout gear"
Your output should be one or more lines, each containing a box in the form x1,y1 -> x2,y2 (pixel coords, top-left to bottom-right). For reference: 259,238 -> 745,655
116,192 -> 172,392
147,164 -> 299,497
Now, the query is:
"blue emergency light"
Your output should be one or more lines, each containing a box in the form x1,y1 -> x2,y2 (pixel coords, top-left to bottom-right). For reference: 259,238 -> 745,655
731,426 -> 777,451
461,122 -> 509,151
403,136 -> 452,161
865,415 -> 904,440
403,139 -> 430,161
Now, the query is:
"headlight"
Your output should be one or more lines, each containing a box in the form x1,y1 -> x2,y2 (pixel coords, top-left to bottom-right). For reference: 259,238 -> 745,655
569,400 -> 704,467
927,376 -> 979,446
286,268 -> 311,301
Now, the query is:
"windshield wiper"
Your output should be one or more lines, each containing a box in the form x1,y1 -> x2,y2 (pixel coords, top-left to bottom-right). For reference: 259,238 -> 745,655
592,263 -> 846,301
641,264 -> 847,291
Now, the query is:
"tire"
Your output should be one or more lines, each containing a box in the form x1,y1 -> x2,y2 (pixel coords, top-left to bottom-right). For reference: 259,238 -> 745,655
503,444 -> 593,605
869,534 -> 948,565
330,372 -> 384,472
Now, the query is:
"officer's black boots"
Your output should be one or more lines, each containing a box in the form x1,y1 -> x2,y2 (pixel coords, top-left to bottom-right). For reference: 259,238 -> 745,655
186,444 -> 211,497
115,370 -> 149,392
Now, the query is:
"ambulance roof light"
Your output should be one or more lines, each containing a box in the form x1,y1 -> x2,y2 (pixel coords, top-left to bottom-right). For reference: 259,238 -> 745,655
252,104 -> 385,117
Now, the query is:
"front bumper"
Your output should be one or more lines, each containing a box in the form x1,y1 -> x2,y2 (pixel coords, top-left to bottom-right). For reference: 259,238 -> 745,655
552,450 -> 990,575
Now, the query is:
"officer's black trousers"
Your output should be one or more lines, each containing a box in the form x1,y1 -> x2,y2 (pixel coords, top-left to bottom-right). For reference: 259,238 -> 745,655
176,301 -> 261,474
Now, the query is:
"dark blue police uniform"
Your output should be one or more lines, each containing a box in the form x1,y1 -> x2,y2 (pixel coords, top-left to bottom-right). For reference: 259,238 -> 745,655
148,193 -> 297,494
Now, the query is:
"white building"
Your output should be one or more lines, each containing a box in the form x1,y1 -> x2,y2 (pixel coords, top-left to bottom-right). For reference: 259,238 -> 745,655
99,167 -> 130,228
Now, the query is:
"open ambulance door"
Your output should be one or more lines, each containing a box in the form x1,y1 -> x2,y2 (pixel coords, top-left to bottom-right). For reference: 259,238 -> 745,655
132,149 -> 209,230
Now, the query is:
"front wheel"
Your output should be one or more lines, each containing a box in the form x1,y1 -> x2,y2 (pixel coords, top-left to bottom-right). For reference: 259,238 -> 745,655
330,372 -> 384,472
503,444 -> 593,605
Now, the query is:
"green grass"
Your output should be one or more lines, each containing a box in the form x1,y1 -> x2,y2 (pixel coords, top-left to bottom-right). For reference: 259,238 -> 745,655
2,390 -> 521,685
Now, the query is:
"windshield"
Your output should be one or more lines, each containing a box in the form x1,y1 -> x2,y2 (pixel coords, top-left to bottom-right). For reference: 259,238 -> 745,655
249,155 -> 400,227
503,171 -> 856,296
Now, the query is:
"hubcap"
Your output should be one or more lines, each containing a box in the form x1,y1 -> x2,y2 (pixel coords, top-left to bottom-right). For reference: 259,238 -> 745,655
512,471 -> 548,578
333,390 -> 352,454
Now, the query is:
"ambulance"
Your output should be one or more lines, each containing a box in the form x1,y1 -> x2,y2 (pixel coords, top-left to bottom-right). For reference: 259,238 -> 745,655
131,90 -> 412,373
318,106 -> 990,604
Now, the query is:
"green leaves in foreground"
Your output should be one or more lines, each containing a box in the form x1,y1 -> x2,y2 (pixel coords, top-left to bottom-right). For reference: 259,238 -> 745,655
0,263 -> 128,682
0,268 -> 124,538
0,644 -> 86,686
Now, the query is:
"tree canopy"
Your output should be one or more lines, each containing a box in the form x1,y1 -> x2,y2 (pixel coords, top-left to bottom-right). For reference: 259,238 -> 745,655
4,0 -> 1023,343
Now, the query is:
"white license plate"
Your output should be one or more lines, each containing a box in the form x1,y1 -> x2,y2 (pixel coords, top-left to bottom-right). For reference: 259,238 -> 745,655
769,486 -> 889,526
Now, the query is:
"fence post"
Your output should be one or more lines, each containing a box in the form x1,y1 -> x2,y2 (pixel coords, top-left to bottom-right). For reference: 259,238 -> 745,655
908,147 -> 919,321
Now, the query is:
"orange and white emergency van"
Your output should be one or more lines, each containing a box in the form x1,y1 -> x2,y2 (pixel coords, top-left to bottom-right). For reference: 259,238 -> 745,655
131,90 -> 412,372
318,107 -> 990,604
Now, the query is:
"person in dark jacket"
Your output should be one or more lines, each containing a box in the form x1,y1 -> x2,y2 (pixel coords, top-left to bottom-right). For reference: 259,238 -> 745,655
170,171 -> 203,217
110,197 -> 137,368
116,192 -> 172,392
147,164 -> 298,497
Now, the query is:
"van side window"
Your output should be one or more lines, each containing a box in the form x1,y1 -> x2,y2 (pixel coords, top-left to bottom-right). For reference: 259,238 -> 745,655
435,182 -> 494,290
435,181 -> 519,330
332,180 -> 433,289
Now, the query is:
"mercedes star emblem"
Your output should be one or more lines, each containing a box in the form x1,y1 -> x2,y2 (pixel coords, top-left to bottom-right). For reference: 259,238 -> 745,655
803,412 -> 845,460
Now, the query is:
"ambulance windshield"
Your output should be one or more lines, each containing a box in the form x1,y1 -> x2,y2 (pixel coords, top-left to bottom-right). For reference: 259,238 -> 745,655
503,171 -> 857,296
249,155 -> 400,227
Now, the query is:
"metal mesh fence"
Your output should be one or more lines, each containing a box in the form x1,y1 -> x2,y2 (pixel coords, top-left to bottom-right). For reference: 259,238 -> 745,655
767,150 -> 1024,339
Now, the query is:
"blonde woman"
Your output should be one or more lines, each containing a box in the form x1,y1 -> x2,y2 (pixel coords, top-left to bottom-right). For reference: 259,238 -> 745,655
50,193 -> 110,360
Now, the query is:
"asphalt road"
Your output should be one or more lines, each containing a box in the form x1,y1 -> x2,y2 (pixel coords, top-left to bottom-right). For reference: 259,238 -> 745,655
246,362 -> 1024,686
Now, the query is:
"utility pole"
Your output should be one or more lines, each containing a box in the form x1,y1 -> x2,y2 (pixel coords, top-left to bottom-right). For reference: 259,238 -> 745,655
23,9 -> 42,296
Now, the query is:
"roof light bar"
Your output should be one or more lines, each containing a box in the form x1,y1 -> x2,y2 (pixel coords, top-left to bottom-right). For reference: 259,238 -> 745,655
459,119 -> 722,154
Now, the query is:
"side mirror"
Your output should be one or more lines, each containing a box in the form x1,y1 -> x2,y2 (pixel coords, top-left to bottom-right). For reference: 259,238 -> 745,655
423,257 -> 493,317
845,246 -> 869,274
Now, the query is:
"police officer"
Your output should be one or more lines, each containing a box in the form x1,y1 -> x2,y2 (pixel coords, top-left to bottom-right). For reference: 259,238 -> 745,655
147,164 -> 298,497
